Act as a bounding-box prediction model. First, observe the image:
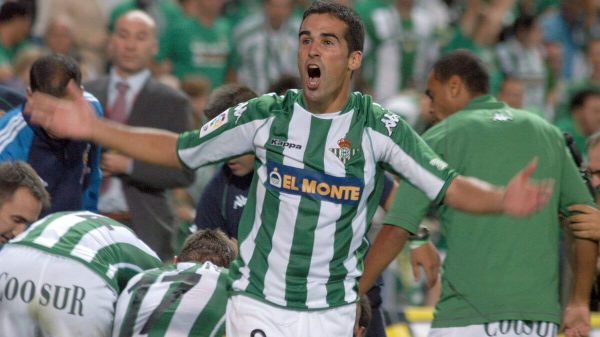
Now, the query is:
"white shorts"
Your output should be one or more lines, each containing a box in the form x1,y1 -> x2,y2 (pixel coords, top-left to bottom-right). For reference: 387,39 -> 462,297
429,320 -> 558,337
226,294 -> 356,337
0,245 -> 117,337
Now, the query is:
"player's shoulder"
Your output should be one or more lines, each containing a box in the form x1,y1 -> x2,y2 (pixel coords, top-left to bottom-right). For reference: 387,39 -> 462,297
249,90 -> 297,113
359,93 -> 413,136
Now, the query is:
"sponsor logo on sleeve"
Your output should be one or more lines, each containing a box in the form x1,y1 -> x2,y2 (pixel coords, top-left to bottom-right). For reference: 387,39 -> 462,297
200,111 -> 228,137
266,161 -> 364,205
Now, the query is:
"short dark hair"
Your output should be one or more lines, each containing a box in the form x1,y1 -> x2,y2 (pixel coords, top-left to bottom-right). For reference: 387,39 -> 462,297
268,75 -> 301,95
513,14 -> 537,35
0,161 -> 50,209
30,54 -> 81,97
204,84 -> 258,120
302,1 -> 364,54
0,2 -> 30,24
432,49 -> 490,95
570,89 -> 600,112
178,229 -> 238,267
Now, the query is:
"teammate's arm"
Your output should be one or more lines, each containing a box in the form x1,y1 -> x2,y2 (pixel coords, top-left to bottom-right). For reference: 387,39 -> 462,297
28,81 -> 182,168
359,225 -> 409,296
563,237 -> 598,337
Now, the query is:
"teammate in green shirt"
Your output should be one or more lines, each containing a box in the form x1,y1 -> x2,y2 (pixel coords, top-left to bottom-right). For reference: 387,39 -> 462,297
27,2 -> 553,336
0,211 -> 162,337
112,228 -> 237,337
360,50 -> 598,337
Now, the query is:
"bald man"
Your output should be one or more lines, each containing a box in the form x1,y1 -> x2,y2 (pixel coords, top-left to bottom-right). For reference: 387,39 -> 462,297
84,10 -> 194,260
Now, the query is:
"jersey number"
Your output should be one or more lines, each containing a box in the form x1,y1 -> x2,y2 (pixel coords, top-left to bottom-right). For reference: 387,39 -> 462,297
121,273 -> 202,336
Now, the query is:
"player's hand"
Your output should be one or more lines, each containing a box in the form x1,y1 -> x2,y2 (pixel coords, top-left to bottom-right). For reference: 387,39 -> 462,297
502,158 -> 554,217
410,242 -> 440,288
568,204 -> 600,240
26,80 -> 96,141
101,152 -> 132,176
562,304 -> 590,337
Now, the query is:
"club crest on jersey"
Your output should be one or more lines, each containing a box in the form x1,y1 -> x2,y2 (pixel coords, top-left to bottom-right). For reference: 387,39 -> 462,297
200,111 -> 228,137
330,138 -> 359,164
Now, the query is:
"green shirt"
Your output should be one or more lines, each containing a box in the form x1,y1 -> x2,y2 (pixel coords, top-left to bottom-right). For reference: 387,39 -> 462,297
112,261 -> 229,337
0,40 -> 28,67
157,17 -> 233,86
385,95 -> 594,327
176,90 -> 456,310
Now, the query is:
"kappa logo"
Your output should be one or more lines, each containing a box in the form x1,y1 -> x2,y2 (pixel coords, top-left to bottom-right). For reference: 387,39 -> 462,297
429,158 -> 448,171
233,101 -> 249,124
200,111 -> 228,137
381,113 -> 400,136
329,138 -> 360,164
270,138 -> 303,150
233,195 -> 247,209
492,110 -> 513,122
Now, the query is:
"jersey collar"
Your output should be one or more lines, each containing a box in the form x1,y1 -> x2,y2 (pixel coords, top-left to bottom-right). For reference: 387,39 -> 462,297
462,94 -> 507,111
296,91 -> 356,115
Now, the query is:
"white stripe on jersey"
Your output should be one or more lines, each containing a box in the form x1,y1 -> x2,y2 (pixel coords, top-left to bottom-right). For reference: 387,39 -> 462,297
71,225 -> 159,262
30,212 -> 87,248
131,270 -> 178,335
262,103 -> 311,306
342,128 -> 380,303
368,128 -> 445,200
0,114 -> 27,153
233,118 -> 275,292
254,117 -> 276,166
165,267 -> 220,336
305,110 -> 354,308
179,119 -> 269,169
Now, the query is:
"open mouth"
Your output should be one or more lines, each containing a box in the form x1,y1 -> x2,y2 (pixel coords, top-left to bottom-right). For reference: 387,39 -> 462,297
307,65 -> 321,89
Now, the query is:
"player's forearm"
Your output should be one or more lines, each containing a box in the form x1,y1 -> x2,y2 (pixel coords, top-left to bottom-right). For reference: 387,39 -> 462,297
569,238 -> 598,306
92,119 -> 182,169
444,175 -> 504,214
360,225 -> 409,296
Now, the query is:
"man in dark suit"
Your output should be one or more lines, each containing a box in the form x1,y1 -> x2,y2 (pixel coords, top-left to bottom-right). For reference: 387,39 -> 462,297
85,10 -> 194,260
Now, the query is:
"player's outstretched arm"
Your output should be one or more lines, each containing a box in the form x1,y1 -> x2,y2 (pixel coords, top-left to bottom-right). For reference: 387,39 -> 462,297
27,80 -> 182,168
444,159 -> 553,217
359,225 -> 410,296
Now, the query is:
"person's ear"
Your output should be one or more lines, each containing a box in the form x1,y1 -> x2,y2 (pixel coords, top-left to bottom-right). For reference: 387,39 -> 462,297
448,75 -> 463,98
348,51 -> 362,72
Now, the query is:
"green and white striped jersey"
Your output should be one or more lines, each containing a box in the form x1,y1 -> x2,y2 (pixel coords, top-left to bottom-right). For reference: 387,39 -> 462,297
177,89 -> 456,309
360,3 -> 444,100
496,38 -> 547,117
112,261 -> 228,337
10,211 -> 162,293
232,10 -> 301,94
